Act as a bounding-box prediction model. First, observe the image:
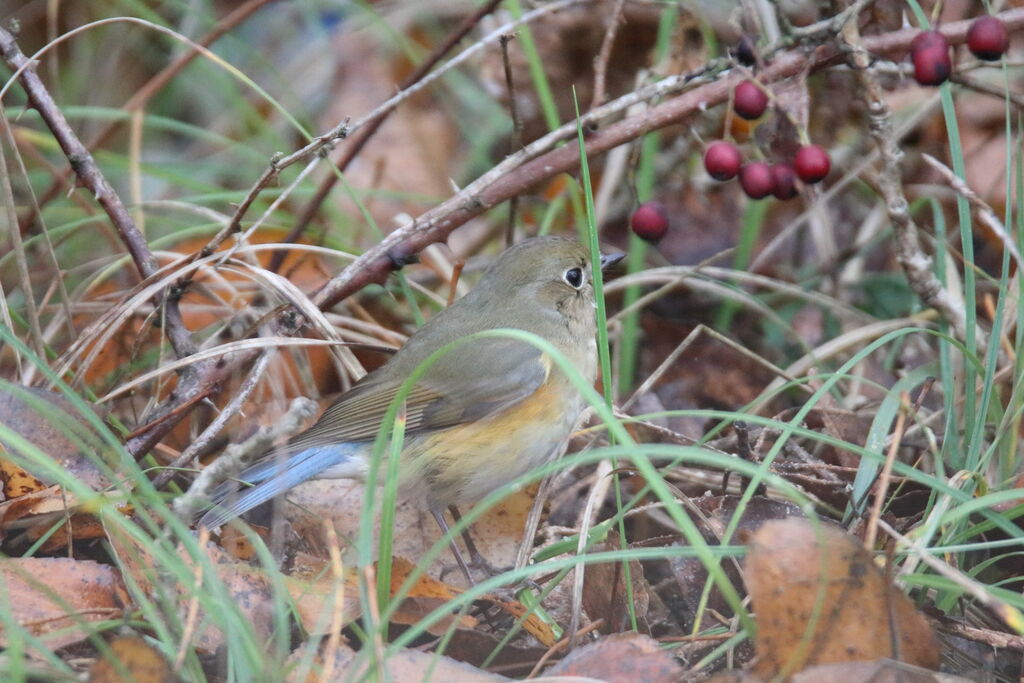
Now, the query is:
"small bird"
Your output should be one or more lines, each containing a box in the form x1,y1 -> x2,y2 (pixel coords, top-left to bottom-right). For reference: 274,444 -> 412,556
199,236 -> 622,572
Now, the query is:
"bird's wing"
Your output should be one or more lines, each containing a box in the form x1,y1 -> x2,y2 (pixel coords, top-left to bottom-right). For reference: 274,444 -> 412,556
286,338 -> 549,449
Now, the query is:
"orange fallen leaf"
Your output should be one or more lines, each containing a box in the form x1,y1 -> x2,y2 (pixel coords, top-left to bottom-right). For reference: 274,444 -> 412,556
286,641 -> 507,682
746,518 -> 940,679
107,522 -> 277,654
0,557 -> 129,652
0,458 -> 46,499
88,634 -> 176,683
545,632 -> 684,681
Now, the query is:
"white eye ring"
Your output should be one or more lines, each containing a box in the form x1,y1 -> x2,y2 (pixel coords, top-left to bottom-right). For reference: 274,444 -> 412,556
564,267 -> 584,289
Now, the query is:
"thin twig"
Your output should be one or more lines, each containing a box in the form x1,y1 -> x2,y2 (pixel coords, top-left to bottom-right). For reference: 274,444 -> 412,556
17,0 -> 274,232
842,17 -> 984,350
949,70 -> 1024,111
276,0 -> 507,270
174,526 -> 208,669
932,617 -> 1024,651
500,32 -> 525,247
863,394 -> 908,550
0,26 -> 197,363
150,349 -> 274,489
921,152 -> 1023,271
526,618 -> 605,678
314,10 -> 1024,312
879,518 -> 1024,633
175,396 -> 318,522
124,386 -> 218,440
589,0 -> 627,111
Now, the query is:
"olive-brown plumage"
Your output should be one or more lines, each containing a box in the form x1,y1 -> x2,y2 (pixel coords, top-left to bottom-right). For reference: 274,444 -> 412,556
201,236 -> 621,528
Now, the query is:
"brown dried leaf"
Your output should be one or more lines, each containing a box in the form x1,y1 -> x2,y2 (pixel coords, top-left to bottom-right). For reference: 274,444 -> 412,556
284,552 -> 360,637
488,596 -> 557,648
0,386 -> 110,492
0,484 -> 64,525
287,554 -> 477,637
88,634 -> 178,683
0,557 -> 128,651
107,523 -> 274,654
218,523 -> 263,561
545,632 -> 684,682
379,555 -> 479,633
582,532 -> 650,634
32,511 -> 107,552
287,642 -> 508,683
669,496 -> 803,631
747,518 -> 941,678
437,628 -> 548,677
791,659 -> 963,682
286,480 -> 533,587
0,486 -> 129,551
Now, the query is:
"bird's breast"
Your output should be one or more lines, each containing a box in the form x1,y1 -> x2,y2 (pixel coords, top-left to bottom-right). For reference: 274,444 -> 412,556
405,372 -> 585,507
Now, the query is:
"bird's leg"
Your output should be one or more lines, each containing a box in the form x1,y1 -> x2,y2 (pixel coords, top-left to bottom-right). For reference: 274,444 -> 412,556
431,508 -> 476,586
447,505 -> 503,575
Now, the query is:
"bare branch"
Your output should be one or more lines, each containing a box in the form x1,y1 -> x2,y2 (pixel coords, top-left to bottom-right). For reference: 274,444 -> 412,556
0,25 -> 197,362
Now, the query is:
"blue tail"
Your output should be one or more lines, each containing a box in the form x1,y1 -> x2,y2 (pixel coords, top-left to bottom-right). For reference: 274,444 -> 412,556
198,442 -> 362,529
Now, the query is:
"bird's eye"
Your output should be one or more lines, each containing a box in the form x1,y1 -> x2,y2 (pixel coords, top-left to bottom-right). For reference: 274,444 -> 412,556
564,267 -> 584,289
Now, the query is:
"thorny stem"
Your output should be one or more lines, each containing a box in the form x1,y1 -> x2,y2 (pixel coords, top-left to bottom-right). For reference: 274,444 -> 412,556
842,18 -> 984,350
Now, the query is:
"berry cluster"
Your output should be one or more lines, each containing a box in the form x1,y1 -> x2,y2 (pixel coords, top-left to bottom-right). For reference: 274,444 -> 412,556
705,141 -> 830,200
911,15 -> 1009,86
628,15 -> 1011,242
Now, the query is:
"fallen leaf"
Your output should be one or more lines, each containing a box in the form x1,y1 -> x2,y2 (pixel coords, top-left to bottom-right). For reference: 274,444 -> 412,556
0,486 -> 130,550
790,658 -> 965,682
287,641 -> 509,682
287,554 -> 478,637
544,632 -> 684,681
0,386 -> 110,493
0,557 -> 128,652
746,518 -> 941,679
488,596 -> 557,648
582,532 -> 651,634
285,480 -> 534,587
435,628 -> 548,677
0,458 -> 46,499
88,634 -> 178,683
107,523 -> 275,654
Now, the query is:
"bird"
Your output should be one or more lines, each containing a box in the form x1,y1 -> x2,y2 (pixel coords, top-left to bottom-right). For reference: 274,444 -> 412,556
198,235 -> 623,575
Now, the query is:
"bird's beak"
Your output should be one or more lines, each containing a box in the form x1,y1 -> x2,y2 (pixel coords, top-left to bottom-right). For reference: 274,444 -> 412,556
600,252 -> 625,271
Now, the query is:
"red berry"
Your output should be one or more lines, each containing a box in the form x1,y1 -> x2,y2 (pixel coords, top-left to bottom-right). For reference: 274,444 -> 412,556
911,29 -> 948,52
911,31 -> 952,85
704,141 -> 743,181
794,145 -> 830,184
967,16 -> 1009,60
630,201 -> 669,242
734,80 -> 768,120
769,163 -> 798,200
739,162 -> 773,199
913,46 -> 952,86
